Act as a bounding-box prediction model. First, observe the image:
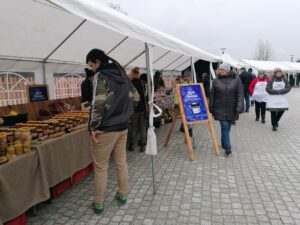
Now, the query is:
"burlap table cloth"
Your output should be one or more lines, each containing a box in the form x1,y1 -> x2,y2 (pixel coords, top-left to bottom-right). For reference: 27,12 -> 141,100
0,152 -> 50,223
33,128 -> 93,188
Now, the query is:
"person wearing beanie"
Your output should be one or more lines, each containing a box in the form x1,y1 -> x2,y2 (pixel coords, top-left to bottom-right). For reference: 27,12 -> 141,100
209,63 -> 244,156
248,70 -> 269,123
266,67 -> 291,131
239,67 -> 254,112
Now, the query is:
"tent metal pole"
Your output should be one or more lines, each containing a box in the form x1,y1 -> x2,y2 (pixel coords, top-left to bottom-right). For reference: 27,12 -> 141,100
124,50 -> 146,68
107,36 -> 128,55
162,55 -> 184,71
145,43 -> 156,195
153,50 -> 170,64
42,62 -> 46,84
0,57 -> 86,66
191,57 -> 197,83
172,58 -> 191,71
43,19 -> 87,62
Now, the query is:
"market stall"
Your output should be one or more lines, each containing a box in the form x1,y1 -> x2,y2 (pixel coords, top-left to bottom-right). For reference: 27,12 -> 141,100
0,111 -> 93,224
0,0 -> 221,224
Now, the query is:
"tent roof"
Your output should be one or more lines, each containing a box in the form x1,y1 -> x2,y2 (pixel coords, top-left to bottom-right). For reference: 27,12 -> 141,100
280,62 -> 300,72
242,59 -> 295,72
219,53 -> 243,69
0,0 -> 219,72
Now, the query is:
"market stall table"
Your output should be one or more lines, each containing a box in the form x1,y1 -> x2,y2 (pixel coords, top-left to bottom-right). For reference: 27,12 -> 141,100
0,152 -> 49,224
32,128 -> 93,188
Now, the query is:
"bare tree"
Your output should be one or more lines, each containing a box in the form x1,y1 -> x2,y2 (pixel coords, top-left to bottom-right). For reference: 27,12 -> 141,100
254,40 -> 273,61
108,3 -> 128,15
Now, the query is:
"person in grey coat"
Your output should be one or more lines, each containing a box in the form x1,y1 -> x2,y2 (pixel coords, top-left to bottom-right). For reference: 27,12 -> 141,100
209,63 -> 244,155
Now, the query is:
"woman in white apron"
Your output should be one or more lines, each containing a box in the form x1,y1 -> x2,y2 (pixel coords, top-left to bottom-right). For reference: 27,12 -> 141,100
266,68 -> 291,131
249,71 -> 269,123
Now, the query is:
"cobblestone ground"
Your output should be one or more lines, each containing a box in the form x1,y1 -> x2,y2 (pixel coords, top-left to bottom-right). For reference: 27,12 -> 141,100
27,88 -> 300,225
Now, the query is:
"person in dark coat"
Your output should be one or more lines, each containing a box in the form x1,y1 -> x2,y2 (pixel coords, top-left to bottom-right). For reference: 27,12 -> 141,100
81,68 -> 94,105
266,67 -> 291,131
127,68 -> 148,152
239,67 -> 254,112
201,73 -> 210,97
209,63 -> 244,156
154,71 -> 165,91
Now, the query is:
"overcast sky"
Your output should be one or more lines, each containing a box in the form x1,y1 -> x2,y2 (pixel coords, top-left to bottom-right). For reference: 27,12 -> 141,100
98,0 -> 299,61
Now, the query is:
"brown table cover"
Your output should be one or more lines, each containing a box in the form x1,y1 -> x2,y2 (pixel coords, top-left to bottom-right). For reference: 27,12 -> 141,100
33,128 -> 92,188
0,152 -> 50,223
0,128 -> 93,223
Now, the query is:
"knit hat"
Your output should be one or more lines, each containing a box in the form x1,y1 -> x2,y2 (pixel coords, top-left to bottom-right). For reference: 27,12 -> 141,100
257,70 -> 265,74
274,67 -> 282,73
240,67 -> 246,71
219,63 -> 231,72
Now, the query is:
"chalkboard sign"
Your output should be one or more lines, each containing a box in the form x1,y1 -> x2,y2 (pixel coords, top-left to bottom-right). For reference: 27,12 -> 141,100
178,84 -> 208,122
27,85 -> 49,102
172,83 -> 220,159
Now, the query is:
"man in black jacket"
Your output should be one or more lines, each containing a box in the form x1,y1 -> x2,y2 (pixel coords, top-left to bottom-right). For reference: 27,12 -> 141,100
239,67 -> 254,112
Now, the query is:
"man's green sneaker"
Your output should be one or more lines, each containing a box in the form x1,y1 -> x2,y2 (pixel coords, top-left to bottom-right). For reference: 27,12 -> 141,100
92,202 -> 104,214
115,192 -> 127,205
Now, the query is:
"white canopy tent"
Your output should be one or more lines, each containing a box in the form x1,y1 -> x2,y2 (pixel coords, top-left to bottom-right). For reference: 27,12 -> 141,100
242,59 -> 295,73
281,62 -> 300,73
219,53 -> 243,69
0,0 -> 221,191
0,0 -> 220,98
0,0 -> 219,72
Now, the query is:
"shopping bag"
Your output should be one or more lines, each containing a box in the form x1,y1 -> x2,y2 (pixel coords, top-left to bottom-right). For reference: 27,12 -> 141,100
146,127 -> 157,155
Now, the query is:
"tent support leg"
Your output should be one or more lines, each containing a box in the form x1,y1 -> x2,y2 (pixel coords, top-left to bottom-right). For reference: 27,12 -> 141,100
151,156 -> 156,195
191,57 -> 197,83
145,43 -> 156,195
42,62 -> 46,84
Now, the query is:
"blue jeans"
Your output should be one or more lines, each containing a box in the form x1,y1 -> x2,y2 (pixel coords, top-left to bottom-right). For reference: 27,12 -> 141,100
220,120 -> 232,150
244,91 -> 250,111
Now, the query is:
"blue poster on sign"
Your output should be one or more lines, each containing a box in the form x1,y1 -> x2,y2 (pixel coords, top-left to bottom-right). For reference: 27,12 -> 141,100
179,85 -> 208,122
28,86 -> 49,102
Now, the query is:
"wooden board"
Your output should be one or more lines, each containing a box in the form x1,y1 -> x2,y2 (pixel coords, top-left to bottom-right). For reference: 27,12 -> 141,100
165,83 -> 219,161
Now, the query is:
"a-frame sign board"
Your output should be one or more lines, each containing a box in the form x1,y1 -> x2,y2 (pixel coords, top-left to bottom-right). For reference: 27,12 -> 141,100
164,83 -> 220,161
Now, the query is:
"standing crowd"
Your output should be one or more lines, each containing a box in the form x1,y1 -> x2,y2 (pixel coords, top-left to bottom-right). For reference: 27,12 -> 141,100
80,48 -> 291,214
209,63 -> 291,156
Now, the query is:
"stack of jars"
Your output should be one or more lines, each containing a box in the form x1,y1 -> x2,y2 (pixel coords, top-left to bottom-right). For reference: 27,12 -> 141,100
20,128 -> 32,154
0,133 -> 8,159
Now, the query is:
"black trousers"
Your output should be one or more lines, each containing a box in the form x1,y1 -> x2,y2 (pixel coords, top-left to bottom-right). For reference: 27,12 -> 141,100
271,111 -> 285,126
255,101 -> 266,119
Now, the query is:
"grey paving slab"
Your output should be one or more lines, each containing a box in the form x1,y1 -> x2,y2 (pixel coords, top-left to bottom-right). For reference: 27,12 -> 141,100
27,88 -> 300,225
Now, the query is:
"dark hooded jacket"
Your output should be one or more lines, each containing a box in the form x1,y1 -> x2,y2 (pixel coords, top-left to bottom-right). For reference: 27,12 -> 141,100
209,74 -> 244,121
89,63 -> 139,132
239,71 -> 254,93
131,78 -> 147,113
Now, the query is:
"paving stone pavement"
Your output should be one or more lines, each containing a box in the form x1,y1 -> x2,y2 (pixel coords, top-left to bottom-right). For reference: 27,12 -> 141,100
27,88 -> 300,225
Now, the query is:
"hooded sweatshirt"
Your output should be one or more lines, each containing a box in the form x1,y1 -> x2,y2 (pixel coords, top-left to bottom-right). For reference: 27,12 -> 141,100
89,63 -> 140,132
